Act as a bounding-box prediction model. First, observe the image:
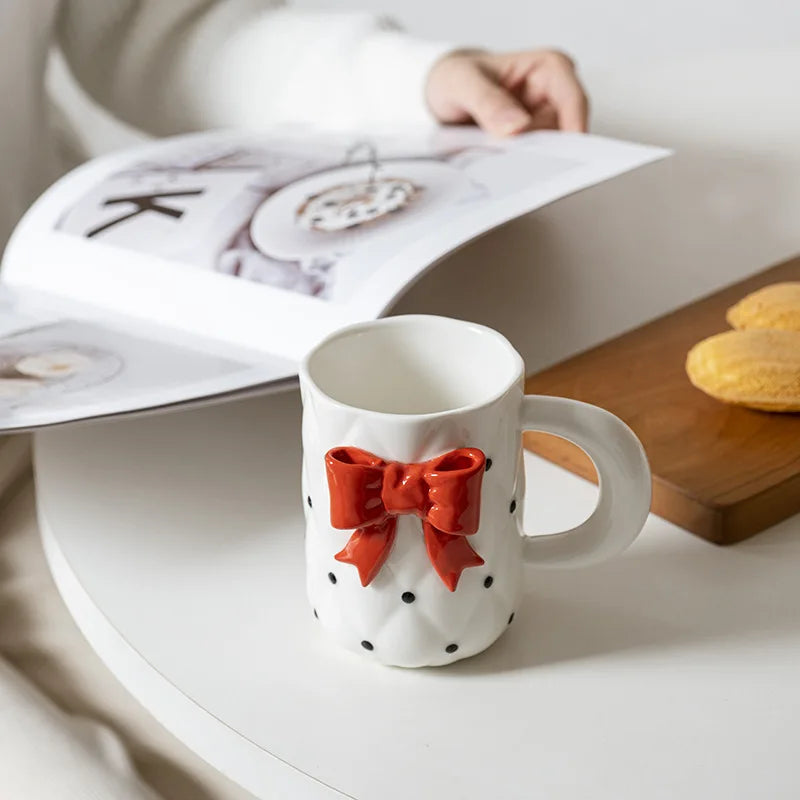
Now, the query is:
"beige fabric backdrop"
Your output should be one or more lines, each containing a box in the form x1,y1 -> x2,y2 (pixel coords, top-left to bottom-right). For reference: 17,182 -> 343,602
0,436 -> 253,800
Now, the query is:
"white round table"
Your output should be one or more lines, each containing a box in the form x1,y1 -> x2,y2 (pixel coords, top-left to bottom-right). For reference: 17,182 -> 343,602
34,389 -> 800,800
33,45 -> 800,799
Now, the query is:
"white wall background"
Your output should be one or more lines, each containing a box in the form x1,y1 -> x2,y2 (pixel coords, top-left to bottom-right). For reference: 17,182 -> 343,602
302,0 -> 798,69
50,1 -> 800,370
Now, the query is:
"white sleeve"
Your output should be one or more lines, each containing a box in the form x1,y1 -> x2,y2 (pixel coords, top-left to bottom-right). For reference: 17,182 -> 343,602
57,0 -> 455,135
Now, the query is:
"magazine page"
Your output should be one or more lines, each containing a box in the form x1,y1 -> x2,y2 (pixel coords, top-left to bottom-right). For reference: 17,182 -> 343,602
3,127 -> 669,362
0,287 -> 296,433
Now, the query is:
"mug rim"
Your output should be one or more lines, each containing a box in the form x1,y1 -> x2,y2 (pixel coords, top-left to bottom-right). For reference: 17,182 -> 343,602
299,314 -> 524,420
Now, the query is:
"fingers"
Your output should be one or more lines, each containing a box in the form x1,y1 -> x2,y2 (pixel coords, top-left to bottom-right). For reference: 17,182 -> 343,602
527,102 -> 559,131
427,49 -> 590,135
530,52 -> 589,132
454,62 -> 534,136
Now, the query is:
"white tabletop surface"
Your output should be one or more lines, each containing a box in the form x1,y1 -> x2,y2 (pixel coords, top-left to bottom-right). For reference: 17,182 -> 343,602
34,386 -> 800,800
33,45 -> 800,800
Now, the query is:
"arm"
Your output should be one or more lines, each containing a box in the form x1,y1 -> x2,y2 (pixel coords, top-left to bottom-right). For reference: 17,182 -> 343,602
57,0 -> 454,135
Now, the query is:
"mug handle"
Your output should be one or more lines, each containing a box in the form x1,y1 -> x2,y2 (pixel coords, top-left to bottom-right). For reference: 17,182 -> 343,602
519,395 -> 651,567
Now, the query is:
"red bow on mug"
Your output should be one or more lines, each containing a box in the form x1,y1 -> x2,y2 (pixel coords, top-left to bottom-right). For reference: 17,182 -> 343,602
325,446 -> 486,591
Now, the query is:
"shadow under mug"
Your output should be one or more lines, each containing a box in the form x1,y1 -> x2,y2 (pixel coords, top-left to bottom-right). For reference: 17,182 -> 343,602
299,315 -> 651,667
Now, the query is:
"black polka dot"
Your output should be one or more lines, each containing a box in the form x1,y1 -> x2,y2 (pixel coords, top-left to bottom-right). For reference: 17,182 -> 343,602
484,575 -> 494,588
445,643 -> 459,654
313,609 -> 318,619
306,495 -> 312,508
401,591 -> 416,604
328,572 -> 337,584
485,458 -> 493,471
361,640 -> 374,651
508,612 -> 515,625
509,499 -> 517,514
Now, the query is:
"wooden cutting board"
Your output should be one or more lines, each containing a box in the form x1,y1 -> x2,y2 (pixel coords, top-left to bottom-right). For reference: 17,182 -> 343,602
524,256 -> 800,545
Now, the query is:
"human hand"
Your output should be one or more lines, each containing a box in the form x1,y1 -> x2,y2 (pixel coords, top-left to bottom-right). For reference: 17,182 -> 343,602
426,49 -> 589,136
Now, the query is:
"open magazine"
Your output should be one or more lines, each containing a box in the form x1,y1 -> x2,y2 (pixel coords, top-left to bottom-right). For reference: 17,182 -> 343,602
0,126 -> 668,432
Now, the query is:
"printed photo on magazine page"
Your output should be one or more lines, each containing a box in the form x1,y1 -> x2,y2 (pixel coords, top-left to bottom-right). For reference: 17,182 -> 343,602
2,128 -> 668,429
0,292 -> 294,432
54,131 -> 588,303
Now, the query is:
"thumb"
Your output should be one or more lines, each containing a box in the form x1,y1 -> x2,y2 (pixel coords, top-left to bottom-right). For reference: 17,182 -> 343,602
456,64 -> 533,136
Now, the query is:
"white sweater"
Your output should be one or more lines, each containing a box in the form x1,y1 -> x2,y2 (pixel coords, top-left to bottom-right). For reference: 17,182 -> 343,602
0,0 -> 453,251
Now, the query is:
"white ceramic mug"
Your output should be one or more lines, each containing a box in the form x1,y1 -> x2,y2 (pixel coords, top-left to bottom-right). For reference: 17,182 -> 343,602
299,315 -> 651,667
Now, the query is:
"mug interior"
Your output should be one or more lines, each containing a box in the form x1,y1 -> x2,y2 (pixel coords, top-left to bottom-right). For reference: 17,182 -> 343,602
304,316 -> 521,414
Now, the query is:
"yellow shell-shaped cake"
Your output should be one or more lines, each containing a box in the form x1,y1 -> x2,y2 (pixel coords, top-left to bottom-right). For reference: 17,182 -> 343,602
686,329 -> 800,412
726,282 -> 800,332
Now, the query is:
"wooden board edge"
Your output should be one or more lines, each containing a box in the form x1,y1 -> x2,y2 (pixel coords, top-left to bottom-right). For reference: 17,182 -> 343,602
523,431 -> 730,545
719,471 -> 800,544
